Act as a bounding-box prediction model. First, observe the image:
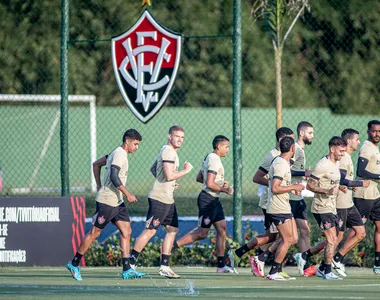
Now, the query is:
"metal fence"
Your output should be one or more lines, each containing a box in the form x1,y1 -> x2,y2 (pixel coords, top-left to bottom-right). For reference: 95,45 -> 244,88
0,0 -> 379,216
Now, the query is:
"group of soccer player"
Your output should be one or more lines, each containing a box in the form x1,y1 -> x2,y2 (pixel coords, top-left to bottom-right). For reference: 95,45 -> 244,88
66,120 -> 380,282
229,120 -> 380,280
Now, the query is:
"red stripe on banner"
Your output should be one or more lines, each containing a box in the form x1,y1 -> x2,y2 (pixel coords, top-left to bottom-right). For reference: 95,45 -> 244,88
74,197 -> 81,247
79,197 -> 86,266
70,197 -> 79,255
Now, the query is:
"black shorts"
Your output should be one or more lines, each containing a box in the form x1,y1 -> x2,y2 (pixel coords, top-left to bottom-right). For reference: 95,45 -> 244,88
290,199 -> 308,220
266,213 -> 293,230
353,197 -> 380,222
337,206 -> 364,231
313,213 -> 341,231
92,202 -> 130,229
197,191 -> 225,228
145,198 -> 178,229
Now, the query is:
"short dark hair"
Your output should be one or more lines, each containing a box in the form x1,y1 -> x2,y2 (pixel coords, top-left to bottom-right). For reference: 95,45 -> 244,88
341,128 -> 359,141
275,127 -> 294,142
123,129 -> 142,143
279,136 -> 295,153
328,136 -> 347,148
169,125 -> 184,134
368,120 -> 380,130
297,121 -> 313,136
212,135 -> 230,149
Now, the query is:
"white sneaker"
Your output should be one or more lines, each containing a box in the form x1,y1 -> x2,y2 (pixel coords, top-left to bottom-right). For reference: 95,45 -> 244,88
159,266 -> 180,279
216,265 -> 234,273
266,272 -> 289,281
294,252 -> 306,276
332,260 -> 347,277
373,266 -> 380,275
316,268 -> 324,278
227,250 -> 239,274
323,272 -> 343,280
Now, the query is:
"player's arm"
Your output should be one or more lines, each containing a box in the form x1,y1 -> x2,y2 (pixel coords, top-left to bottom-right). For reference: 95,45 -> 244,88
340,169 -> 369,187
163,161 -> 193,181
252,168 -> 269,186
307,175 -> 338,195
110,165 -> 137,203
196,170 -> 203,183
271,178 -> 304,194
92,155 -> 108,191
206,172 -> 233,195
357,157 -> 380,181
150,160 -> 158,178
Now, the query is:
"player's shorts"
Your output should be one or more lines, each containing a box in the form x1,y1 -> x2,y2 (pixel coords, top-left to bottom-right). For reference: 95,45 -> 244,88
92,202 -> 130,229
313,213 -> 341,231
337,206 -> 364,231
197,191 -> 225,228
261,208 -> 278,233
289,199 -> 308,220
266,213 -> 293,231
353,197 -> 380,223
145,198 -> 178,229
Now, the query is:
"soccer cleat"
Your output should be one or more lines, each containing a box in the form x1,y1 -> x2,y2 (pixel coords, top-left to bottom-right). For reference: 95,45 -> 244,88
66,261 -> 82,281
227,250 -> 239,274
316,268 -> 324,278
294,252 -> 306,276
373,266 -> 380,275
266,272 -> 289,281
332,260 -> 347,277
216,265 -> 234,273
122,268 -> 143,279
323,272 -> 343,280
279,271 -> 296,280
250,256 -> 265,278
159,266 -> 180,279
303,265 -> 317,277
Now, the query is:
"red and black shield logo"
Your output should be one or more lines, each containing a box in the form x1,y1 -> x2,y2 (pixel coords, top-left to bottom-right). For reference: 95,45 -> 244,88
112,10 -> 182,123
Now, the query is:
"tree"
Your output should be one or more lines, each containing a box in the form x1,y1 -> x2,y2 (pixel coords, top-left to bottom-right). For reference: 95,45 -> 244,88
251,0 -> 309,128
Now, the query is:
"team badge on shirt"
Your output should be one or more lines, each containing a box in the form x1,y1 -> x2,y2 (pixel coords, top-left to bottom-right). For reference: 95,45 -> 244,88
112,10 -> 182,123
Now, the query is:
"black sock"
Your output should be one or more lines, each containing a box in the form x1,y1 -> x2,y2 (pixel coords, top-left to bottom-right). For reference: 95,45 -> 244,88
161,254 -> 170,266
217,256 -> 225,268
324,264 -> 332,274
129,249 -> 140,265
258,250 -> 273,262
122,257 -> 131,271
334,252 -> 344,263
235,244 -> 249,258
255,247 -> 264,256
319,261 -> 325,272
302,249 -> 312,261
71,252 -> 83,267
269,261 -> 282,275
172,241 -> 179,250
375,252 -> 380,267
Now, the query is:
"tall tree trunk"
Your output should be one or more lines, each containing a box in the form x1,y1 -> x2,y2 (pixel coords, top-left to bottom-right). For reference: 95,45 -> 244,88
275,47 -> 283,129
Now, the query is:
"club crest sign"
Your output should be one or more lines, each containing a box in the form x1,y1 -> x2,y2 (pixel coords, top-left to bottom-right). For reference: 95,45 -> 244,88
112,10 -> 182,123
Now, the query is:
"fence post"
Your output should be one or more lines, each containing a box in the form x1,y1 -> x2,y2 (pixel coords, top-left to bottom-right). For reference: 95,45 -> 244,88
232,0 -> 243,244
60,0 -> 70,196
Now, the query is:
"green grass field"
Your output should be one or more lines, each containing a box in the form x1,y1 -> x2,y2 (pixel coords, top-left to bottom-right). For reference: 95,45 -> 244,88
0,266 -> 379,299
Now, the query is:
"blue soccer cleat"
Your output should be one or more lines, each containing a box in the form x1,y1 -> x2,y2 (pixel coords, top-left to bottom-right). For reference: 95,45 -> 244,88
122,268 -> 146,279
66,261 -> 82,281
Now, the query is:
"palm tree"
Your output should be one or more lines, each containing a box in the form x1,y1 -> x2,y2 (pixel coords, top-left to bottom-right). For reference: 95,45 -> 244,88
251,0 -> 309,128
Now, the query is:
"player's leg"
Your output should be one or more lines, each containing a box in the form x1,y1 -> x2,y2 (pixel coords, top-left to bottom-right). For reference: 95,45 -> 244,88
370,198 -> 380,274
214,219 -> 233,273
267,217 -> 296,280
66,202 -> 112,280
159,204 -> 181,279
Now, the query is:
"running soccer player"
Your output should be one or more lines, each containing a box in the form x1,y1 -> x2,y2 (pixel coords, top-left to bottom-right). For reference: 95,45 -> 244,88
295,136 -> 347,280
172,135 -> 234,273
129,125 -> 193,279
353,120 -> 380,274
332,129 -> 369,277
265,136 -> 305,280
228,127 -> 294,277
66,129 -> 144,280
290,122 -> 316,276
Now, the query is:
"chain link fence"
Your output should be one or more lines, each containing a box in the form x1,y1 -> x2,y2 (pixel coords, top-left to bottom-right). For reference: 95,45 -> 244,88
0,0 -> 378,217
